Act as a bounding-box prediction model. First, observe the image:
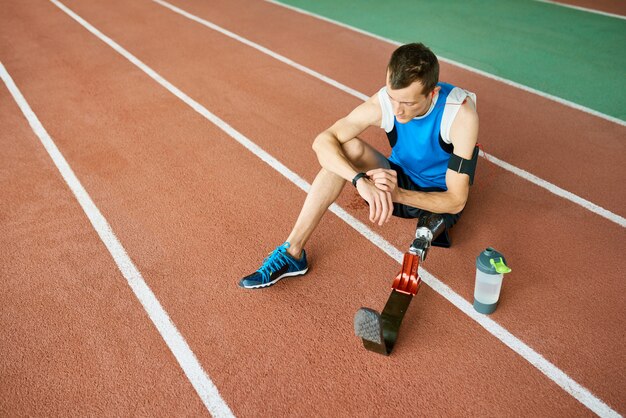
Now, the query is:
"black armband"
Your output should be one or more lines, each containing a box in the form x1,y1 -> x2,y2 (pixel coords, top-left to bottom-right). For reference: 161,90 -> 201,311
448,145 -> 479,185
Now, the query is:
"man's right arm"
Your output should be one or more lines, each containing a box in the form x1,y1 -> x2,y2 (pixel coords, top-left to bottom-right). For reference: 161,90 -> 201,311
311,94 -> 394,225
311,95 -> 382,182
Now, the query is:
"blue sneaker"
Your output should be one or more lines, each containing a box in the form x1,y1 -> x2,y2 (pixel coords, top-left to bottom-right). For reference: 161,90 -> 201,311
239,242 -> 308,289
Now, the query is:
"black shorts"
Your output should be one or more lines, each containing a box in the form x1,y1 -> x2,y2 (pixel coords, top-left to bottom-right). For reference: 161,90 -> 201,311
388,160 -> 462,229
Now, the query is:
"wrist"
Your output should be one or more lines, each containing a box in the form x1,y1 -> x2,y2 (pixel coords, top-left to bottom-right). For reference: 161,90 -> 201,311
351,172 -> 367,187
394,187 -> 405,203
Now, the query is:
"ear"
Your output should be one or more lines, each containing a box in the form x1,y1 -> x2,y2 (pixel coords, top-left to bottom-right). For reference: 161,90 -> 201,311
431,86 -> 442,97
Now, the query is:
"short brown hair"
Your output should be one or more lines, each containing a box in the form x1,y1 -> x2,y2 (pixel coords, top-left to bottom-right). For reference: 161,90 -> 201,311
387,43 -> 439,94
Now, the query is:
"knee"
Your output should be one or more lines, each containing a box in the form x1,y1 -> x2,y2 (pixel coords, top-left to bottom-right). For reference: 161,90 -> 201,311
342,139 -> 365,164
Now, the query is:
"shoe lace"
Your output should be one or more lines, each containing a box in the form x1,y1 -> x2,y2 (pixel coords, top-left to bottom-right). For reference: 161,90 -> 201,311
257,243 -> 291,283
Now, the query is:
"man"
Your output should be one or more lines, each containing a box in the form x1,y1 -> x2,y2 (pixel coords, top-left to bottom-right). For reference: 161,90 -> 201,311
239,42 -> 478,289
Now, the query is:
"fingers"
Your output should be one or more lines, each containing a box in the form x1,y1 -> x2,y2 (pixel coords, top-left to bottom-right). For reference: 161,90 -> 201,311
373,177 -> 394,191
379,195 -> 389,226
365,190 -> 384,224
386,190 -> 394,223
359,178 -> 393,225
366,169 -> 397,192
373,189 -> 392,226
366,168 -> 397,179
372,194 -> 384,225
377,188 -> 394,225
368,195 -> 375,223
365,168 -> 386,177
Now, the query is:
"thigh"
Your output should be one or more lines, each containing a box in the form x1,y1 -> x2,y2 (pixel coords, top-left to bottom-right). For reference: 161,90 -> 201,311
342,138 -> 390,172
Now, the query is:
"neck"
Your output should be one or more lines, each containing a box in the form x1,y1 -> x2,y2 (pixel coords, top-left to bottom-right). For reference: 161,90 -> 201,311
417,94 -> 435,117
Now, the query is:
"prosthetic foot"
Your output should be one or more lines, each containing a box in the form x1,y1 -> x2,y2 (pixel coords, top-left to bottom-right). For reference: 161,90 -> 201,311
354,213 -> 447,355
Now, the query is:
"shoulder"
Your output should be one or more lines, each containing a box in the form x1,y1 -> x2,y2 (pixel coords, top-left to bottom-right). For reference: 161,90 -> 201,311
344,90 -> 384,128
449,97 -> 479,159
440,86 -> 477,145
452,98 -> 478,129
373,87 -> 395,132
324,91 -> 384,142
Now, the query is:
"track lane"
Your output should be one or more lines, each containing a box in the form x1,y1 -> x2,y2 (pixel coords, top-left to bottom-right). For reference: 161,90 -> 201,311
151,0 -> 624,228
155,0 -> 626,219
0,6 -> 584,416
0,80 -> 208,416
2,0 -> 620,414
37,0 -> 621,412
269,0 -> 626,123
542,0 -> 626,16
47,4 -> 624,412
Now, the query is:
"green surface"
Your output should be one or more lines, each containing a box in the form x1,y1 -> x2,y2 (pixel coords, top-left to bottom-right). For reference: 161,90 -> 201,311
278,0 -> 626,121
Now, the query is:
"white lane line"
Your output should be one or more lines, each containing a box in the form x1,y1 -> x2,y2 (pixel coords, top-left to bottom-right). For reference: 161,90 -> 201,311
45,2 -> 621,416
265,0 -> 626,128
151,0 -> 367,100
152,0 -> 626,228
0,61 -> 234,418
483,152 -> 625,227
534,0 -> 626,20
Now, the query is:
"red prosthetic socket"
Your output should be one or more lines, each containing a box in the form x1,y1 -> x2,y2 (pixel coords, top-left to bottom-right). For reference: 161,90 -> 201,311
391,252 -> 421,295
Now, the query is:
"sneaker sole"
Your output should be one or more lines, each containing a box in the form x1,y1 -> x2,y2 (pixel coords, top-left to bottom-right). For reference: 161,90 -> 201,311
354,307 -> 384,345
239,268 -> 308,289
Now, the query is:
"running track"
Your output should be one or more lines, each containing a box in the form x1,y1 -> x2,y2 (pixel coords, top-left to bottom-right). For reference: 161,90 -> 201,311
1,0 -> 624,416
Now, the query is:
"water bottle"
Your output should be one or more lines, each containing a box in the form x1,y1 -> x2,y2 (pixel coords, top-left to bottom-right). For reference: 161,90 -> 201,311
473,247 -> 511,314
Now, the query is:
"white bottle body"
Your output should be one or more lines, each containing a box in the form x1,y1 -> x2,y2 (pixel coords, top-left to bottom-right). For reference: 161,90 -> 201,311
474,269 -> 503,305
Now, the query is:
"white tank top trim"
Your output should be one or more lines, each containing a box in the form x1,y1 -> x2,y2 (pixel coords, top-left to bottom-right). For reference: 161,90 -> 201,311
378,86 -> 476,144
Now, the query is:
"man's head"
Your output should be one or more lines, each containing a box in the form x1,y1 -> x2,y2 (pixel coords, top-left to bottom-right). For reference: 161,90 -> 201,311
386,43 -> 440,123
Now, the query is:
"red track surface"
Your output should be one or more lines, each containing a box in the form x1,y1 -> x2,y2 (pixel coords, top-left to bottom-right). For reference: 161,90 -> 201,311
554,0 -> 626,15
2,0 -> 624,416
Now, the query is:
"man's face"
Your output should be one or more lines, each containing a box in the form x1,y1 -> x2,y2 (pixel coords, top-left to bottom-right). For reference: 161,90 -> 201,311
385,73 -> 436,123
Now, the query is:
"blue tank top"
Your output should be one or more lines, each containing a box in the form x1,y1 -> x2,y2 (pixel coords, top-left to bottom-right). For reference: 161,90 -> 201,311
387,82 -> 455,190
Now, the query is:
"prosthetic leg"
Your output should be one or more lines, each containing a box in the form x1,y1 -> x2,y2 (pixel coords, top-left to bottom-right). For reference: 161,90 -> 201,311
353,213 -> 447,355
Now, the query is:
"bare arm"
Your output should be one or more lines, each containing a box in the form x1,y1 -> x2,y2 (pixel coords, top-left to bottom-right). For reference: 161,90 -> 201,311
394,99 -> 479,214
312,95 -> 382,181
312,94 -> 395,225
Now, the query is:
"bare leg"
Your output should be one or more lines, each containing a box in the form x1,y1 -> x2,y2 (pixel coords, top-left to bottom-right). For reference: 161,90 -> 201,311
285,138 -> 389,258
285,168 -> 345,257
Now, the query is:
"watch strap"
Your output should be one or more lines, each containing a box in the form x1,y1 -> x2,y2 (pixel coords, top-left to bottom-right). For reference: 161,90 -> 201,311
352,172 -> 367,187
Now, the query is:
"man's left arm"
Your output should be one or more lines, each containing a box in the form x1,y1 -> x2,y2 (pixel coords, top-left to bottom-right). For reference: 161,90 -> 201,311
392,100 -> 479,214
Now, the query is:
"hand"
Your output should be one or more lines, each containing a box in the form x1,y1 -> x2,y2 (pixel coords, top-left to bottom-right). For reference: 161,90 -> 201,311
356,176 -> 393,226
366,168 -> 398,199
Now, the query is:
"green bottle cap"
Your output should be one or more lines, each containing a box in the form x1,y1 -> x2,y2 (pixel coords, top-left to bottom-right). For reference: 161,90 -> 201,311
476,247 -> 511,275
490,258 -> 512,274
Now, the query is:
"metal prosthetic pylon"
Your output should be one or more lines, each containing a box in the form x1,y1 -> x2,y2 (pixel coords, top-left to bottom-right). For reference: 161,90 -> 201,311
353,213 -> 447,355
